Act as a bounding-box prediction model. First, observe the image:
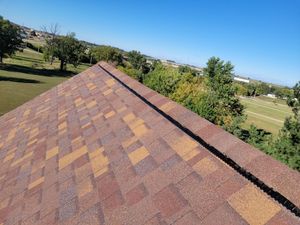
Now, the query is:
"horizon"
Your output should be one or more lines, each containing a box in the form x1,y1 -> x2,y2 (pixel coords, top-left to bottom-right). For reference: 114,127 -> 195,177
1,0 -> 299,87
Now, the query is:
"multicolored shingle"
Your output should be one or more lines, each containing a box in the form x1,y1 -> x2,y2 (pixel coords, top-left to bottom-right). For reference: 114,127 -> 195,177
0,62 -> 299,225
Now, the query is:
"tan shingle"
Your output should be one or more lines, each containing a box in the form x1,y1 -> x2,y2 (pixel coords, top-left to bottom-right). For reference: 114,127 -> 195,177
0,62 -> 298,224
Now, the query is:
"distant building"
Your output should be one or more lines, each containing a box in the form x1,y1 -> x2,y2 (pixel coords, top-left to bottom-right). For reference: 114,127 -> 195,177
30,29 -> 37,37
267,94 -> 276,98
234,77 -> 250,83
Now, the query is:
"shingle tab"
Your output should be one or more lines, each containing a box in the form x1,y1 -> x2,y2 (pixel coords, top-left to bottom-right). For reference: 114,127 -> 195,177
0,62 -> 299,224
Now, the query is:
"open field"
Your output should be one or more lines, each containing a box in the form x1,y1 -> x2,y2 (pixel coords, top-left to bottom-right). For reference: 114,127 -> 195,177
240,96 -> 293,136
0,48 -> 89,116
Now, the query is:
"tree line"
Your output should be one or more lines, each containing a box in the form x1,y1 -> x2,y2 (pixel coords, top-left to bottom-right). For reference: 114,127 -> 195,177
235,81 -> 292,99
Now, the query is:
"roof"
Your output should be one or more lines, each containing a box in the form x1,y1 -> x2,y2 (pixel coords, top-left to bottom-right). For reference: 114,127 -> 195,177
0,61 -> 299,225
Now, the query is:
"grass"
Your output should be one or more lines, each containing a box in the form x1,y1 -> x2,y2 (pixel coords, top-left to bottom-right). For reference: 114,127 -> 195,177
0,48 -> 90,116
26,38 -> 46,47
240,96 -> 293,136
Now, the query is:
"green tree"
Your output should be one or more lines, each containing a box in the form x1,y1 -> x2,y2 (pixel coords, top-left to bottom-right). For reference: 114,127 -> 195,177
243,124 -> 272,152
118,66 -> 143,81
171,74 -> 203,106
192,92 -> 219,123
273,81 -> 300,170
127,50 -> 149,74
150,59 -> 163,71
144,66 -> 181,97
46,33 -> 86,71
92,46 -> 123,65
0,18 -> 23,63
203,57 -> 245,134
178,65 -> 191,74
234,83 -> 248,96
273,86 -> 293,99
42,23 -> 60,64
246,83 -> 257,96
256,82 -> 270,95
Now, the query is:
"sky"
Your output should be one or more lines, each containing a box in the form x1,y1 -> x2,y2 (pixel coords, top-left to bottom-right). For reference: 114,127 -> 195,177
1,0 -> 299,86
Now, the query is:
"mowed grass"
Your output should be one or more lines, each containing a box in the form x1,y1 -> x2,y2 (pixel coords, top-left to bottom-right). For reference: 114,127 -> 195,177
0,48 -> 90,116
240,96 -> 293,136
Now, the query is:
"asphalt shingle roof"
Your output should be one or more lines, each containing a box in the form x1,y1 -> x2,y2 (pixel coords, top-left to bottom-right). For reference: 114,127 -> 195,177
0,62 -> 299,225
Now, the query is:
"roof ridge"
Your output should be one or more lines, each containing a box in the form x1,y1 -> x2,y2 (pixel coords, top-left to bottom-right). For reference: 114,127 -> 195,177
98,62 -> 300,217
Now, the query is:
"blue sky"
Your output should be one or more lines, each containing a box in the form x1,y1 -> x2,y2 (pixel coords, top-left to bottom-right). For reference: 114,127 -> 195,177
1,0 -> 299,86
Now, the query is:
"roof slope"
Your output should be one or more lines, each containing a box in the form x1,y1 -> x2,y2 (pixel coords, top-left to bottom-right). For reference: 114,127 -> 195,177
0,62 -> 299,225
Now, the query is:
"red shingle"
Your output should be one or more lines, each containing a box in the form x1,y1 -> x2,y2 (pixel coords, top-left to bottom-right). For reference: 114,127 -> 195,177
0,62 -> 298,224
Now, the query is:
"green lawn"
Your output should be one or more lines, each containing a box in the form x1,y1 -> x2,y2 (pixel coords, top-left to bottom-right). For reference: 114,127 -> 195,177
0,48 -> 90,116
240,96 -> 292,136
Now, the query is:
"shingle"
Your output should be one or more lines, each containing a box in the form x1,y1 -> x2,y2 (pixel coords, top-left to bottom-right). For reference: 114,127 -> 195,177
0,62 -> 298,225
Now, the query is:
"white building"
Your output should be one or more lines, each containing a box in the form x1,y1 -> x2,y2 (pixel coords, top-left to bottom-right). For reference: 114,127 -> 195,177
267,94 -> 276,98
234,77 -> 250,83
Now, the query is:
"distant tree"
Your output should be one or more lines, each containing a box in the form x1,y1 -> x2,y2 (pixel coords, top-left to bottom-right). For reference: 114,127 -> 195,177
203,57 -> 245,135
256,82 -> 270,95
48,33 -> 86,71
0,18 -> 23,63
273,81 -> 300,170
273,86 -> 293,99
178,65 -> 192,74
280,87 -> 293,99
127,50 -> 149,74
92,46 -> 123,65
42,23 -> 60,64
246,83 -> 257,96
151,59 -> 163,71
178,65 -> 198,76
84,47 -> 97,65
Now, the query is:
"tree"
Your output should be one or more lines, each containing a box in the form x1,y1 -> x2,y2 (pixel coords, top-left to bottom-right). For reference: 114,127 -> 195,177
42,23 -> 60,64
127,50 -> 149,74
246,83 -> 257,96
0,18 -> 23,63
242,124 -> 272,152
171,73 -> 204,106
144,66 -> 181,97
178,65 -> 198,76
256,82 -> 270,96
203,57 -> 245,134
273,81 -> 300,170
46,33 -> 86,71
150,59 -> 163,71
92,46 -> 123,65
84,47 -> 97,65
234,83 -> 248,96
118,66 -> 143,81
273,86 -> 293,99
